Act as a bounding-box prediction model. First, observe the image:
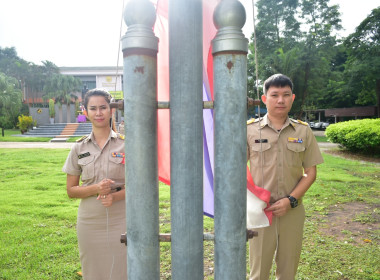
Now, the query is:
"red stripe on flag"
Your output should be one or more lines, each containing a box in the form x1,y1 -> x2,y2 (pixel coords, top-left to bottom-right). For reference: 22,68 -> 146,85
247,166 -> 272,224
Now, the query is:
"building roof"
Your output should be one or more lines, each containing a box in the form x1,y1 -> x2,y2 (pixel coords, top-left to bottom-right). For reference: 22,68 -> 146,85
325,106 -> 377,117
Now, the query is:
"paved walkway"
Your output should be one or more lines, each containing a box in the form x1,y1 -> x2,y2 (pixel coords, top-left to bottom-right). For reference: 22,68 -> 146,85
312,130 -> 326,137
317,142 -> 340,151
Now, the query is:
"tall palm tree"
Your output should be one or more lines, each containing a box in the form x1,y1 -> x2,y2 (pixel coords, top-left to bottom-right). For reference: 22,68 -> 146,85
43,74 -> 82,123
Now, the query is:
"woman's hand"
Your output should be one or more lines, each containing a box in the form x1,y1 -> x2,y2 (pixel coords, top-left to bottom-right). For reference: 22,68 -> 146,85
97,178 -> 114,195
97,193 -> 113,207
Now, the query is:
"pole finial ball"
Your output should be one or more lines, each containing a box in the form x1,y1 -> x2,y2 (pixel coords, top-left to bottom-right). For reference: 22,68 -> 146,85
124,0 -> 156,28
213,0 -> 246,30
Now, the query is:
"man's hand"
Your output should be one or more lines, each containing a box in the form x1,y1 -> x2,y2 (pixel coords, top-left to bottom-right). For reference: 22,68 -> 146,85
266,198 -> 291,217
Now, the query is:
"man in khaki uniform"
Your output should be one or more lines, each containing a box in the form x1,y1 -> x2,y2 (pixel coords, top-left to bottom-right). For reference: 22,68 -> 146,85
247,74 -> 324,280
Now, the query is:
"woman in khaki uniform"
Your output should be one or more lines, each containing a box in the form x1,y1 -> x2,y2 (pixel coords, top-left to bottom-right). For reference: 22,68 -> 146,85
62,89 -> 127,279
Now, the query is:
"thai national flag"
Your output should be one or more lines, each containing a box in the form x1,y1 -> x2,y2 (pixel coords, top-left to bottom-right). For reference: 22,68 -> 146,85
152,0 -> 271,227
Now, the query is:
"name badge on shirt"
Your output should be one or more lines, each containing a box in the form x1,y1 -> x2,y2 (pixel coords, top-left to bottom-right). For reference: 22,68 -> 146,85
255,139 -> 268,143
78,152 -> 90,159
288,137 -> 303,143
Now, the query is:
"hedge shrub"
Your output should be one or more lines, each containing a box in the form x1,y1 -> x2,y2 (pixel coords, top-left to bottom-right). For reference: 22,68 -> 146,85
325,118 -> 380,154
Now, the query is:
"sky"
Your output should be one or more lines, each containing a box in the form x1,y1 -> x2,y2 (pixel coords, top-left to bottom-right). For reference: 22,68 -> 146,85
0,0 -> 378,67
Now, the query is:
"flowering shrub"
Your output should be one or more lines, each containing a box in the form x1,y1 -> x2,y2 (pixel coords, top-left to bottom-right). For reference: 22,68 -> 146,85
17,115 -> 35,134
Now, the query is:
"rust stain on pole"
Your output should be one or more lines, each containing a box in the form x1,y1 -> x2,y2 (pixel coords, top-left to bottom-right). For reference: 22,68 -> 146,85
134,66 -> 145,74
227,61 -> 233,70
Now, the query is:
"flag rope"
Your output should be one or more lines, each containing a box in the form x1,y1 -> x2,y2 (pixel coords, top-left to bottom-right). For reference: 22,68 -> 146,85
252,2 -> 277,278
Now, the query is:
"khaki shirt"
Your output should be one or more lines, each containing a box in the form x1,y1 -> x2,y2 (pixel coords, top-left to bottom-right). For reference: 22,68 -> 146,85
62,130 -> 125,187
247,114 -> 323,203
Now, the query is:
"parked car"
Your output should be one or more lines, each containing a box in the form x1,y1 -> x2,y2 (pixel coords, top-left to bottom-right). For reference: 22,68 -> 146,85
321,122 -> 330,130
313,122 -> 322,129
308,121 -> 315,128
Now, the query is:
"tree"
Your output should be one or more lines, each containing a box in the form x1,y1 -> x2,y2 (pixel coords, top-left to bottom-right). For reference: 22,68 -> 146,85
0,47 -> 60,106
249,0 -> 342,118
255,0 -> 301,55
294,0 -> 342,117
0,72 -> 22,136
344,7 -> 380,115
251,0 -> 302,83
43,74 -> 82,123
0,47 -> 29,88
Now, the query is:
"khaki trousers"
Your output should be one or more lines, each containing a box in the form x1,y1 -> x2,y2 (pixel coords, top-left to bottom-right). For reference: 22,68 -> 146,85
249,204 -> 305,280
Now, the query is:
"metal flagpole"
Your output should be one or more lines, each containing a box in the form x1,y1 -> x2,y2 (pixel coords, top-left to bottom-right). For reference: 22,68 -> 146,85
212,0 -> 249,279
121,0 -> 160,278
169,0 -> 204,279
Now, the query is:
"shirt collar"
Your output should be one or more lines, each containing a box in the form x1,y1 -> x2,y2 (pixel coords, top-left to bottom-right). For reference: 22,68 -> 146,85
87,129 -> 116,143
260,114 -> 295,131
257,114 -> 269,129
110,130 -> 118,139
289,119 -> 297,130
82,133 -> 92,143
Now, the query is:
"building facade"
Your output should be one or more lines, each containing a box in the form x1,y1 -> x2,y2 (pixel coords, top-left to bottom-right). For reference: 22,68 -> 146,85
27,66 -> 123,125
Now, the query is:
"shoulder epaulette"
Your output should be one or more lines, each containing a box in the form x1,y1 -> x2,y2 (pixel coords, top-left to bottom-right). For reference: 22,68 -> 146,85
76,135 -> 89,143
297,119 -> 308,126
247,118 -> 255,125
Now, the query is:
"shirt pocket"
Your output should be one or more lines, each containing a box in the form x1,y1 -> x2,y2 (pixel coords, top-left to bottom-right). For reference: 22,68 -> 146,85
286,143 -> 305,167
108,155 -> 125,180
250,143 -> 273,167
78,155 -> 95,181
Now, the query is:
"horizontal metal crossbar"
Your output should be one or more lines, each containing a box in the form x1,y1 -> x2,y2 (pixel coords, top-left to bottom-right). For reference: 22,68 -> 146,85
110,98 -> 260,111
120,229 -> 257,245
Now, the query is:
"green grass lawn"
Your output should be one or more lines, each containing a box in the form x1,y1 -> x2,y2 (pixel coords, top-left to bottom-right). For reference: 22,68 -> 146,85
315,135 -> 328,142
0,129 -> 51,142
0,149 -> 379,279
1,129 -> 330,143
66,137 -> 82,142
0,129 -> 81,143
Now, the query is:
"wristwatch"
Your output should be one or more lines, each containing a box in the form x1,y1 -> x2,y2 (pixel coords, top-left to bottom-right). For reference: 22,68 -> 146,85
287,195 -> 298,208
